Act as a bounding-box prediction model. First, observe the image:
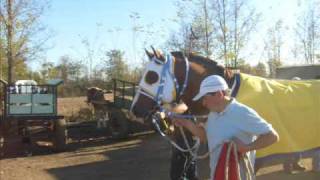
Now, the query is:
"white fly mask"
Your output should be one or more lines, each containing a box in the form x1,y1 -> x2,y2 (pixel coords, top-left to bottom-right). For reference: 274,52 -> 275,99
134,55 -> 177,105
130,49 -> 190,119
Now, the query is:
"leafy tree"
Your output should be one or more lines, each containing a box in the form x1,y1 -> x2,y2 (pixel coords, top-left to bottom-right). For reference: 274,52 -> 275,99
253,62 -> 267,77
14,58 -> 29,79
55,55 -> 83,83
103,49 -> 129,81
57,55 -> 88,96
28,71 -> 41,83
268,59 -> 282,78
234,59 -> 267,77
237,59 -> 252,74
0,0 -> 51,83
129,66 -> 143,82
39,61 -> 58,81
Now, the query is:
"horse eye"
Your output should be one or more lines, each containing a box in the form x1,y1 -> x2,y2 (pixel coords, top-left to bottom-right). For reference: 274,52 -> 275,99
145,71 -> 159,85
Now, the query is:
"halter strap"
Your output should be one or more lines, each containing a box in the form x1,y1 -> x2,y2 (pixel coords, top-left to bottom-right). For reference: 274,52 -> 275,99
176,56 -> 189,102
154,52 -> 189,106
138,88 -> 156,100
231,73 -> 241,98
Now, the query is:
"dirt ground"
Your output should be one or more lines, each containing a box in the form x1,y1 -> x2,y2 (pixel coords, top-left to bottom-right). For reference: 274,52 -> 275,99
1,129 -> 319,180
1,96 -> 319,180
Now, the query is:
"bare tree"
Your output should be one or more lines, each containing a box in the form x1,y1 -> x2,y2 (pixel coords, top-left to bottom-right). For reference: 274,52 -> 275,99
294,2 -> 320,64
0,0 -> 50,83
167,0 -> 215,56
210,0 -> 260,68
0,10 -> 5,79
129,12 -> 143,63
264,20 -> 284,77
75,23 -> 110,81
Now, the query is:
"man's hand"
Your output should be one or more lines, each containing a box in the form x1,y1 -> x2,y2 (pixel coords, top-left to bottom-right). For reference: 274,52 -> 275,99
172,118 -> 207,143
172,118 -> 189,128
233,138 -> 250,154
163,103 -> 188,114
233,129 -> 279,154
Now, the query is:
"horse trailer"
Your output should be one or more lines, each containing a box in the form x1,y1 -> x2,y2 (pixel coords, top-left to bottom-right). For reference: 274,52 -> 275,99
0,79 -> 67,157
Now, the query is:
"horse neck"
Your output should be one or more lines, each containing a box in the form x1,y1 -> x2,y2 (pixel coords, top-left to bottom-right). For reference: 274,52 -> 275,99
177,58 -> 235,115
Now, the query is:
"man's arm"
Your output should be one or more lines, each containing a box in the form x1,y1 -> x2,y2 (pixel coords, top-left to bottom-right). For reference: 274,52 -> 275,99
167,102 -> 207,142
234,128 -> 279,153
173,119 -> 207,143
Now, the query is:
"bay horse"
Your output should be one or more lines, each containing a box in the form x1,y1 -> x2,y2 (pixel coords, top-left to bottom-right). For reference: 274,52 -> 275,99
87,87 -> 110,128
130,49 -> 232,180
130,48 -> 320,178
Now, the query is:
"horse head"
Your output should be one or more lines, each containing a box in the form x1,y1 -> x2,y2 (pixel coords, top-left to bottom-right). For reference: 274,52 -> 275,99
130,48 -> 178,120
86,87 -> 105,104
130,47 -> 232,123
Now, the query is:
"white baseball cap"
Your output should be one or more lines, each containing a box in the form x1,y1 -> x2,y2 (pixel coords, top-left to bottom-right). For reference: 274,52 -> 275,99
192,75 -> 228,101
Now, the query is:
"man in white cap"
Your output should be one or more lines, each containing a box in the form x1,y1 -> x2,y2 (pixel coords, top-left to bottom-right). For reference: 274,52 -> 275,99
173,75 -> 279,179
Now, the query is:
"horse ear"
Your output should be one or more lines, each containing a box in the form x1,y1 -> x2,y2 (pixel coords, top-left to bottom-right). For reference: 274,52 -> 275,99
145,48 -> 153,59
151,46 -> 166,62
151,46 -> 158,58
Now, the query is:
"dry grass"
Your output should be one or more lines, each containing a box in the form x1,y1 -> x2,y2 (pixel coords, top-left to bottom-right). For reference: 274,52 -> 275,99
57,94 -> 114,122
57,96 -> 93,122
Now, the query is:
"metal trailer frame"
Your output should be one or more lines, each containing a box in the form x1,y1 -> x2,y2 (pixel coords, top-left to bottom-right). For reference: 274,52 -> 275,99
90,78 -> 149,139
112,78 -> 137,110
0,79 -> 67,156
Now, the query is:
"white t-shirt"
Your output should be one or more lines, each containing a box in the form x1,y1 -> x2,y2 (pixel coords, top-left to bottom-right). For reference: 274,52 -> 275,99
205,98 -> 274,179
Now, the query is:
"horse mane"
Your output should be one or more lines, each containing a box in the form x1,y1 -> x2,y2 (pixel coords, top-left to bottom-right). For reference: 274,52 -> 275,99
188,53 -> 218,67
171,51 -> 225,76
171,51 -> 234,87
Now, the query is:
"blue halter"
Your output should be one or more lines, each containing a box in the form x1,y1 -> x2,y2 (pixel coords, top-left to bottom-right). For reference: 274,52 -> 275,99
151,53 -> 208,120
154,53 -> 189,106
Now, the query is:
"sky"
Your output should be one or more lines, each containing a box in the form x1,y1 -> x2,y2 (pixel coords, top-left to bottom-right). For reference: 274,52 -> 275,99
37,0 -> 314,70
41,0 -> 179,69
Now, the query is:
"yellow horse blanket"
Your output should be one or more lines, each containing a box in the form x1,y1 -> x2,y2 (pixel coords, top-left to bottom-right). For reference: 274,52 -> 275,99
236,73 -> 320,158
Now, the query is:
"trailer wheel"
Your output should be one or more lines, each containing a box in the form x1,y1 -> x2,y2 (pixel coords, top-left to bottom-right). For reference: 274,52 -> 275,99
108,109 -> 129,139
53,118 -> 67,151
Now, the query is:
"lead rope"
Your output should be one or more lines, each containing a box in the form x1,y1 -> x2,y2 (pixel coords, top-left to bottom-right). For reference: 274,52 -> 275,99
244,153 -> 255,180
152,116 -> 200,153
178,130 -> 255,180
179,126 -> 210,160
224,141 -> 255,180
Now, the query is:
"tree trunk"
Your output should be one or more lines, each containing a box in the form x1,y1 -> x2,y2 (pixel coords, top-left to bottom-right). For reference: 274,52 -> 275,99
7,0 -> 14,83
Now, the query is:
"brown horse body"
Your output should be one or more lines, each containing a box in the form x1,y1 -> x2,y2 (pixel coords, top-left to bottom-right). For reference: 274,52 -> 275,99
131,51 -> 233,119
86,87 -> 111,128
130,50 -> 235,180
